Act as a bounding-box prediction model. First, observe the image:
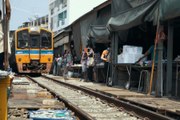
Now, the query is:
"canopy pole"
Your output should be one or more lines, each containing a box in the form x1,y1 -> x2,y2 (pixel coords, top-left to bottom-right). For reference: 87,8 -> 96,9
148,7 -> 160,95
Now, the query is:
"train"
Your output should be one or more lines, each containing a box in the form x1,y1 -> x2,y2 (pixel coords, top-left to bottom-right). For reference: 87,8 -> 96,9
14,26 -> 53,73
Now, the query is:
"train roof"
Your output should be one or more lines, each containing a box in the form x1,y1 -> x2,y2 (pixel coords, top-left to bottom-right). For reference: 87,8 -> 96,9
15,26 -> 52,33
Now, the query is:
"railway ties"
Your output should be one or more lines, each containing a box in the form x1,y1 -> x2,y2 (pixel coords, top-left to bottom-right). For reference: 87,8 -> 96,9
29,76 -> 139,120
27,76 -> 173,120
8,76 -> 75,120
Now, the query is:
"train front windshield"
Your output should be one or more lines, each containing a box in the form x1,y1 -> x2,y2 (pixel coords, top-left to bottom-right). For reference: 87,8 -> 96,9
17,29 -> 52,49
31,35 -> 40,48
41,30 -> 52,48
17,30 -> 29,48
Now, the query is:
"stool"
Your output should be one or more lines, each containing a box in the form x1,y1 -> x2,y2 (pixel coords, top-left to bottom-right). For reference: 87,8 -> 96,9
138,70 -> 150,93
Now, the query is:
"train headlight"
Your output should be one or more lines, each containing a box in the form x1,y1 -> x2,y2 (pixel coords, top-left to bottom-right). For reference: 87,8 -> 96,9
48,58 -> 51,61
18,58 -> 22,62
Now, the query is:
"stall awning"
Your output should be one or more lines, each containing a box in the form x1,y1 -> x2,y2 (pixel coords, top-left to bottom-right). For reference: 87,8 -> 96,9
54,36 -> 69,48
89,25 -> 110,43
108,0 -> 158,31
154,0 -> 180,21
108,0 -> 180,32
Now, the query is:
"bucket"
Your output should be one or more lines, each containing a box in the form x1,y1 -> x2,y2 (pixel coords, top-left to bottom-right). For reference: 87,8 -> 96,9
107,77 -> 112,86
67,71 -> 73,77
125,81 -> 130,89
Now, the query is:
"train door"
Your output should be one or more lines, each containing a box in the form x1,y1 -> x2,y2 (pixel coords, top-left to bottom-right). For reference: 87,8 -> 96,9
40,30 -> 53,72
29,34 -> 40,65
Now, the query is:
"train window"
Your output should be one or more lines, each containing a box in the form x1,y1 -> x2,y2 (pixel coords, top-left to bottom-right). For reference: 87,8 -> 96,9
17,30 -> 29,48
41,30 -> 52,48
30,35 -> 40,48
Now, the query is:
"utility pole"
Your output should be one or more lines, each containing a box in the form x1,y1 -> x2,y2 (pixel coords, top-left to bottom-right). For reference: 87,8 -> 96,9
2,0 -> 10,70
0,1 -> 11,120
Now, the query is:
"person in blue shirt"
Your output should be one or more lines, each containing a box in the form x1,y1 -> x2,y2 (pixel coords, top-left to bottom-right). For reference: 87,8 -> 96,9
137,26 -> 166,64
136,45 -> 158,63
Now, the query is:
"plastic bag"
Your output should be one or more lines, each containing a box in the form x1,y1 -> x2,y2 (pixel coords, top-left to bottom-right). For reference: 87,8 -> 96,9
87,57 -> 94,66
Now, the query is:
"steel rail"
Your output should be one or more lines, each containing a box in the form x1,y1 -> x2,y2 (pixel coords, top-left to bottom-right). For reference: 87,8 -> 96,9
42,75 -> 174,120
94,89 -> 180,119
26,75 -> 95,120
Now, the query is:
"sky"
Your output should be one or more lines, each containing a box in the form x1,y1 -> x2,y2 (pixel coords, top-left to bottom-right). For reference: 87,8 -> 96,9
10,0 -> 49,30
10,0 -> 107,31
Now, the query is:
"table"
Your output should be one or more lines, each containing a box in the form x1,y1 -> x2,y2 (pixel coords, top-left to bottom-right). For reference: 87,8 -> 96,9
71,64 -> 82,77
71,64 -> 82,69
113,63 -> 134,89
71,64 -> 82,68
95,63 -> 105,82
113,63 -> 153,89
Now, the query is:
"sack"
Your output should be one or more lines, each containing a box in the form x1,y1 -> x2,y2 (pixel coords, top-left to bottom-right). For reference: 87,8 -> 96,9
87,57 -> 94,66
57,58 -> 62,66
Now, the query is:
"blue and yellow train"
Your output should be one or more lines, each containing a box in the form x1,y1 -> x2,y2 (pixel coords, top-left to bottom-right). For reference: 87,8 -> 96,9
14,27 -> 53,73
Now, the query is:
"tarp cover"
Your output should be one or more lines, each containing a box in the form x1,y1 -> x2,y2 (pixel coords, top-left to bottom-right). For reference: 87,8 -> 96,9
72,22 -> 81,58
145,0 -> 180,23
89,25 -> 110,43
158,0 -> 180,21
89,4 -> 111,43
108,0 -> 180,32
108,0 -> 158,31
111,0 -> 132,16
80,13 -> 97,49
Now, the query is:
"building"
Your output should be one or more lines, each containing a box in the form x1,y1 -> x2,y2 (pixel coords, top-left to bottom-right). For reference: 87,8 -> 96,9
48,0 -> 107,33
53,0 -> 111,62
18,15 -> 48,29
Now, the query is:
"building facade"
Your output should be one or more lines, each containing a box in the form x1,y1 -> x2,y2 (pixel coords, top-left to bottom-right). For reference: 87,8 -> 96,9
48,0 -> 106,33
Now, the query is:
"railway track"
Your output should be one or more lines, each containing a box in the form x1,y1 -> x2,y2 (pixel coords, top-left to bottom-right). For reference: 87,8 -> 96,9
27,75 -> 173,120
8,76 -> 76,120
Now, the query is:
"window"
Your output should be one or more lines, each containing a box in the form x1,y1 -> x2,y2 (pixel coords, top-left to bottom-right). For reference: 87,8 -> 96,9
64,11 -> 67,18
62,0 -> 67,8
41,30 -> 52,48
30,35 -> 40,48
58,13 -> 63,20
51,9 -> 54,15
51,18 -> 53,30
58,10 -> 67,20
17,30 -> 29,48
50,2 -> 55,15
57,20 -> 60,27
61,19 -> 65,25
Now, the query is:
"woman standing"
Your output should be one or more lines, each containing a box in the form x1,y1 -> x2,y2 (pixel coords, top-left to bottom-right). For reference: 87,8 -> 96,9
81,49 -> 88,81
86,45 -> 94,82
57,54 -> 63,76
63,50 -> 73,79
